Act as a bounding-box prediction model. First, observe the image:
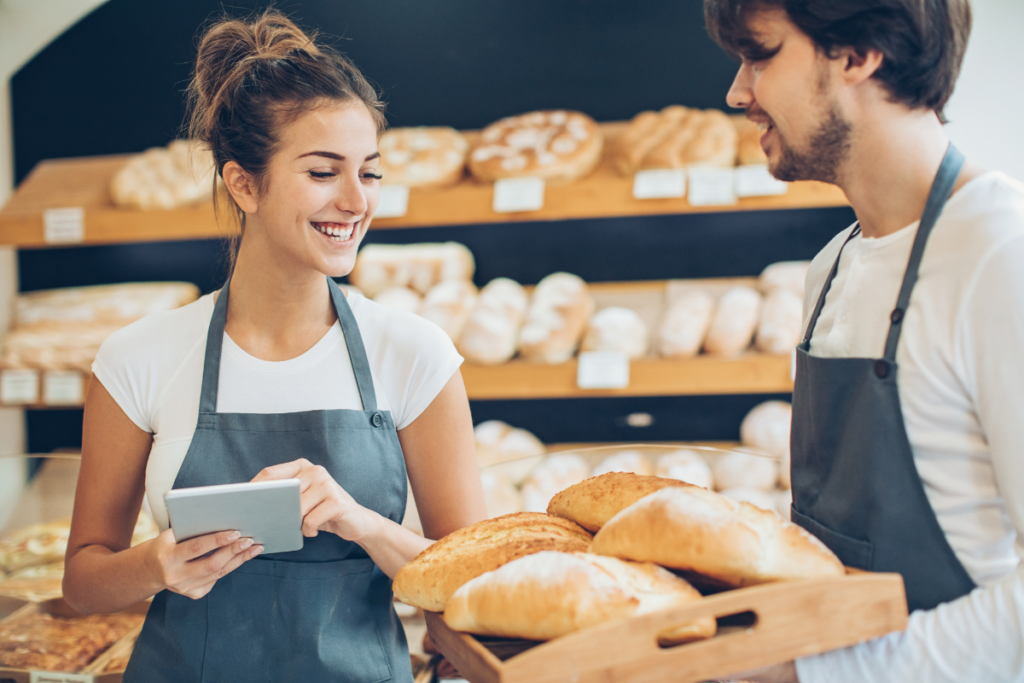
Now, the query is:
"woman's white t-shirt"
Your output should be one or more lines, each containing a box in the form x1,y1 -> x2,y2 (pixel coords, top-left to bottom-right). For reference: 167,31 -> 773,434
93,290 -> 463,531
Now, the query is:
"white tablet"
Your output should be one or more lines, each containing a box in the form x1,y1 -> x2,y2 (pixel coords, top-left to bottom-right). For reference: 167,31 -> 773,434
164,479 -> 303,555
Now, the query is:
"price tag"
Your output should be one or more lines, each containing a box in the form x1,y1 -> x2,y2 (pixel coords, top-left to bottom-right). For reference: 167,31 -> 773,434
375,185 -> 410,218
1,369 -> 40,404
632,169 -> 686,199
735,164 -> 788,197
687,167 -> 738,206
44,371 -> 84,405
43,207 -> 85,244
493,177 -> 545,213
31,672 -> 94,683
576,351 -> 630,390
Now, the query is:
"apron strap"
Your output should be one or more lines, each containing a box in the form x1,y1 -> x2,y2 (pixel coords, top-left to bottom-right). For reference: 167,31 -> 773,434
198,277 -> 231,415
801,225 -> 861,345
882,143 -> 965,360
327,277 -> 378,413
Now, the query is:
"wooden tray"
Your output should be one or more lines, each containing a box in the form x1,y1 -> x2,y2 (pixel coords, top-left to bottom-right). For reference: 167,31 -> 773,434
425,569 -> 907,683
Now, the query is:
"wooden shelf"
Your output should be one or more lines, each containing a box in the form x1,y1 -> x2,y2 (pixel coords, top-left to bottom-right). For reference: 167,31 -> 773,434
0,123 -> 848,249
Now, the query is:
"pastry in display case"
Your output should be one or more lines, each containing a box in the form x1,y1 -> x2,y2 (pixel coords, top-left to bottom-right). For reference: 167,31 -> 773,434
378,126 -> 469,188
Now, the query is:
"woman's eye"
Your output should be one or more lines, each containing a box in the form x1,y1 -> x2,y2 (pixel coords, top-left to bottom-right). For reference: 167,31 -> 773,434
361,172 -> 383,181
309,170 -> 336,179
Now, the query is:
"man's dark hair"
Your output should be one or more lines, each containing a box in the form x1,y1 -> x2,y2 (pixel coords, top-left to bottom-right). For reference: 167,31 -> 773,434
704,0 -> 972,119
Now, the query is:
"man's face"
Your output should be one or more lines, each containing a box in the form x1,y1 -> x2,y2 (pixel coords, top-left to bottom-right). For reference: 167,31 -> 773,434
725,9 -> 851,184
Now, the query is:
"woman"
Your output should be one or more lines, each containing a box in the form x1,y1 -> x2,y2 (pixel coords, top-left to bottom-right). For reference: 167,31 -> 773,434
62,10 -> 487,683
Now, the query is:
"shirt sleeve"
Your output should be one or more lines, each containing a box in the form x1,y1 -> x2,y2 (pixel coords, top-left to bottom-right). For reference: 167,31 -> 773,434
92,323 -> 155,433
795,233 -> 1024,683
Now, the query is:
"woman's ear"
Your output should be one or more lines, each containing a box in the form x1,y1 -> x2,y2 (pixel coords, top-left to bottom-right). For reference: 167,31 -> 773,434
222,161 -> 259,214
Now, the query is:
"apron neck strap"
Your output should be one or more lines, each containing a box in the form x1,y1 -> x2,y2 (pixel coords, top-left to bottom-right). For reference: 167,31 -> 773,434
198,277 -> 379,414
802,225 -> 861,345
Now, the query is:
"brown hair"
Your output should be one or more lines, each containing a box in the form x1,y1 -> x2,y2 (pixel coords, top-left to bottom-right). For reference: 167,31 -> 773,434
704,0 -> 972,120
186,9 -> 386,236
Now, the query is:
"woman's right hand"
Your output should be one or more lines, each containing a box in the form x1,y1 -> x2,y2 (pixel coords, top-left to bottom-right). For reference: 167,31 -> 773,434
145,528 -> 263,600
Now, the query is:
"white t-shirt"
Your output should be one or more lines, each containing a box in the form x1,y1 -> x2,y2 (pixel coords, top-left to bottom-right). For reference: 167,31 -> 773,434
93,290 -> 463,531
795,172 -> 1024,683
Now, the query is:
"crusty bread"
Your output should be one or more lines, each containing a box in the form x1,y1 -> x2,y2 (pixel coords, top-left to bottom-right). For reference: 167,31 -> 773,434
755,289 -> 803,355
379,126 -> 468,189
419,280 -> 479,341
657,289 -> 716,358
457,278 -> 529,365
547,472 -> 694,533
580,307 -> 649,359
443,551 -> 716,644
349,242 -> 475,298
614,107 -> 738,175
392,512 -> 592,612
655,450 -> 714,489
518,272 -> 595,364
590,487 -> 844,587
733,116 -> 769,166
703,286 -> 762,356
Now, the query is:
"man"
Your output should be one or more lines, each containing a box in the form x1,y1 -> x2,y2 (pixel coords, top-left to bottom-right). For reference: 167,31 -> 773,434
703,1 -> 1024,681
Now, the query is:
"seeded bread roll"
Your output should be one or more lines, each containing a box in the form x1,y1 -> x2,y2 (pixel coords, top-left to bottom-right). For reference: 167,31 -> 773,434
518,273 -> 595,364
392,512 -> 592,612
755,289 -> 804,355
350,242 -> 475,297
581,307 -> 649,359
379,126 -> 468,188
590,486 -> 844,587
547,472 -> 693,533
443,551 -> 716,644
457,278 -> 529,365
703,286 -> 762,356
419,280 -> 478,341
657,290 -> 716,357
655,450 -> 714,489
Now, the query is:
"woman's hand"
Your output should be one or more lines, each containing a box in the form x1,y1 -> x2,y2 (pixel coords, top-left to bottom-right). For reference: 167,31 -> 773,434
252,459 -> 377,541
145,528 -> 262,600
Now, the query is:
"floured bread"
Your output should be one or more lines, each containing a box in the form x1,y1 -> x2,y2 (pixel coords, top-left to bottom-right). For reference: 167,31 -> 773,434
443,551 -> 716,644
590,486 -> 844,587
657,290 -> 716,358
392,512 -> 592,612
518,272 -> 595,364
655,450 -> 714,489
458,278 -> 529,365
547,472 -> 692,533
475,421 -> 546,486
419,280 -> 478,341
349,242 -> 475,297
742,401 -> 793,489
703,286 -> 762,356
581,307 -> 649,359
733,116 -> 769,165
755,289 -> 803,355
379,126 -> 468,188
614,106 -> 738,175
110,139 -> 216,210
469,110 -> 604,183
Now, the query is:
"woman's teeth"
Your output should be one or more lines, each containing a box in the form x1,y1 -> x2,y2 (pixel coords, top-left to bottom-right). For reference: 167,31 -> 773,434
312,222 -> 355,241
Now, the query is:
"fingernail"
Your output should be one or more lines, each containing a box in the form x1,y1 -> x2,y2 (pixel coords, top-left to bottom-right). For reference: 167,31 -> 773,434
240,538 -> 253,550
252,545 -> 264,556
228,531 -> 240,541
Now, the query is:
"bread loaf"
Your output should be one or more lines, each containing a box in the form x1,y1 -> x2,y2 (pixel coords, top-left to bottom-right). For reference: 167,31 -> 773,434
349,242 -> 475,297
757,261 -> 810,297
657,290 -> 716,357
655,450 -> 714,489
469,110 -> 604,183
392,512 -> 592,612
518,273 -> 595,364
719,487 -> 779,514
522,454 -> 591,513
110,139 -> 216,210
755,289 -> 803,354
443,551 -> 716,644
475,421 -> 546,486
379,126 -> 468,188
547,472 -> 692,533
591,450 -> 653,477
711,451 -> 779,491
741,401 -> 793,489
457,278 -> 528,365
703,286 -> 762,356
733,116 -> 769,166
372,286 -> 422,314
581,307 -> 649,359
614,106 -> 738,175
589,486 -> 844,587
480,471 -> 523,519
419,280 -> 478,341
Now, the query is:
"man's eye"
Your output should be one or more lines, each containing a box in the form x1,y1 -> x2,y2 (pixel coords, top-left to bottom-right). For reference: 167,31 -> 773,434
309,170 -> 335,179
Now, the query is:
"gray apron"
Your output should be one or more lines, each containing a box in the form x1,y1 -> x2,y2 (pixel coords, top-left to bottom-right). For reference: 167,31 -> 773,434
125,277 -> 413,683
791,144 -> 977,613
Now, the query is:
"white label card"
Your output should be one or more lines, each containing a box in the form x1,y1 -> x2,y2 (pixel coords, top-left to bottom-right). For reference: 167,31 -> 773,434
30,670 -> 93,683
577,352 -> 630,390
493,177 -> 545,213
735,164 -> 788,197
687,167 -> 738,206
632,169 -> 686,199
1,369 -> 40,404
44,371 -> 84,405
375,185 -> 410,218
43,207 -> 85,244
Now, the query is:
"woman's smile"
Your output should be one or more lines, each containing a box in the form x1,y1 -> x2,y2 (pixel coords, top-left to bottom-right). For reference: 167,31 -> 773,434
311,220 -> 359,244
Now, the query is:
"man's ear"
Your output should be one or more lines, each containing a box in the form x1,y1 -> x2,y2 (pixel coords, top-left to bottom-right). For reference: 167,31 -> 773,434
222,161 -> 258,214
836,46 -> 884,87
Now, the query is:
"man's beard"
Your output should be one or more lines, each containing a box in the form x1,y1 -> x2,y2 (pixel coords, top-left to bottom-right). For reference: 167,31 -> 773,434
771,103 -> 851,184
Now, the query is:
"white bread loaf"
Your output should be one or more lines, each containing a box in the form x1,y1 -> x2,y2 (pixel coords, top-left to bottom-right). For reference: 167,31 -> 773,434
657,290 -> 715,357
655,450 -> 714,489
443,551 -> 716,644
741,401 -> 793,489
419,280 -> 478,341
483,425 -> 546,487
591,450 -> 653,477
110,139 -> 216,210
518,273 -> 595,364
378,126 -> 468,189
703,286 -> 762,356
522,454 -> 591,513
711,451 -> 779,491
547,472 -> 693,533
755,289 -> 804,354
372,286 -> 422,314
473,419 -> 512,462
757,261 -> 810,297
581,307 -> 649,359
349,242 -> 475,297
457,278 -> 528,365
590,486 -> 844,587
392,512 -> 592,612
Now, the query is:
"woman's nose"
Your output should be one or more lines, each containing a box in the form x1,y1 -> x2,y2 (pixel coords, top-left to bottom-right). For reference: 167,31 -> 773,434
726,62 -> 755,110
335,171 -> 368,216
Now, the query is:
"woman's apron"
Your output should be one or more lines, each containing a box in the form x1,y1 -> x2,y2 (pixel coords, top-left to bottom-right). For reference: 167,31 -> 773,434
790,144 -> 976,612
125,276 -> 413,683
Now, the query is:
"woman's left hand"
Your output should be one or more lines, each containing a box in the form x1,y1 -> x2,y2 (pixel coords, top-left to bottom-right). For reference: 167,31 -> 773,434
252,459 -> 377,542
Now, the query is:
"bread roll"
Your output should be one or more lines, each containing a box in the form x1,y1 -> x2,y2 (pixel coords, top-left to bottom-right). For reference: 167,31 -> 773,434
469,110 -> 604,183
522,454 -> 591,513
457,278 -> 528,365
581,307 -> 649,359
373,286 -> 422,314
740,401 -> 792,459
443,551 -> 716,644
703,286 -> 762,356
419,280 -> 478,341
755,289 -> 803,354
711,451 -> 779,491
547,472 -> 693,533
474,420 -> 511,462
591,450 -> 653,477
349,242 -> 475,297
110,139 -> 216,210
757,261 -> 810,297
378,126 -> 468,189
733,116 -> 769,165
655,450 -> 714,489
614,106 -> 738,175
487,427 -> 547,487
657,290 -> 716,357
480,471 -> 523,518
392,512 -> 592,612
518,273 -> 595,364
590,486 -> 844,587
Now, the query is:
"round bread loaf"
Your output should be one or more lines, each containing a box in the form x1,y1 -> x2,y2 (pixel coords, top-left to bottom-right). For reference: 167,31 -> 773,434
711,451 -> 779,491
740,401 -> 792,459
457,278 -> 529,365
655,450 -> 714,489
518,272 -> 595,364
522,454 -> 591,513
657,290 -> 716,358
480,471 -> 523,519
591,450 -> 653,477
110,139 -> 216,210
419,280 -> 478,341
590,486 -> 844,587
547,471 -> 694,533
378,126 -> 468,188
755,289 -> 803,355
581,307 -> 649,359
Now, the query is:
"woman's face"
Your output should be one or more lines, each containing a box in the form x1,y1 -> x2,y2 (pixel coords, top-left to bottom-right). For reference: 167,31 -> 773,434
251,101 -> 381,278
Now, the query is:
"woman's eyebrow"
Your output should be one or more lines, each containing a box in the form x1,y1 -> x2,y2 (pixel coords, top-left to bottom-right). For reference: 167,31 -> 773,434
297,151 -> 381,161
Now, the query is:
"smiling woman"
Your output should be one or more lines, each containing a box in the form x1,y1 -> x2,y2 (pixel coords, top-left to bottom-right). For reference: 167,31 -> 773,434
61,9 -> 487,683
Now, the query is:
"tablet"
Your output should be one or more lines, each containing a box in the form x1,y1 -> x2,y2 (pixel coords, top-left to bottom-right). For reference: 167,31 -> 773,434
164,479 -> 303,555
